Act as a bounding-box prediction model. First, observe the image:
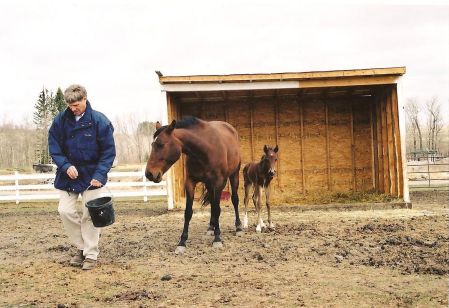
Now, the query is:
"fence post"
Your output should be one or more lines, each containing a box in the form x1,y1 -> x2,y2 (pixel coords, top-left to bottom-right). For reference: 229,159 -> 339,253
15,171 -> 19,205
427,153 -> 431,187
142,169 -> 148,202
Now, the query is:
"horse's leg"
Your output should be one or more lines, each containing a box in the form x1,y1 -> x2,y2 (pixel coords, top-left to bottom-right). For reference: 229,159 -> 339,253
206,186 -> 215,235
207,210 -> 215,236
229,170 -> 243,235
175,179 -> 196,255
265,184 -> 274,229
211,189 -> 223,247
254,185 -> 264,233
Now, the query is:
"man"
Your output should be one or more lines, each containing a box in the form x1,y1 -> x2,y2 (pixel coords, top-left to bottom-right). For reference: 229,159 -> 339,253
48,84 -> 116,270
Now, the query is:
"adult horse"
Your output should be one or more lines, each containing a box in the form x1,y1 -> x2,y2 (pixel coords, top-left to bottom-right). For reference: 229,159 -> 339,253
145,117 -> 243,254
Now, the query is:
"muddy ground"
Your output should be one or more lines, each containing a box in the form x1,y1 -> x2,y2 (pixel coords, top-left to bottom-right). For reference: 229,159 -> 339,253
0,191 -> 448,307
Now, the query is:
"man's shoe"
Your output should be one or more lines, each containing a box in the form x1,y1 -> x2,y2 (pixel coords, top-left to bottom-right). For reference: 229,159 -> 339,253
82,258 -> 97,270
69,250 -> 84,267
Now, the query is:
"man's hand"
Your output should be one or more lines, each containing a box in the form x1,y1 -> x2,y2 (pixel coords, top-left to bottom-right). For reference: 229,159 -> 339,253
90,179 -> 102,187
66,166 -> 78,179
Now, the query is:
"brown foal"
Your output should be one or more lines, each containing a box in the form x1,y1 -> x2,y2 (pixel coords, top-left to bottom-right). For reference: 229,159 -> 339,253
242,145 -> 279,232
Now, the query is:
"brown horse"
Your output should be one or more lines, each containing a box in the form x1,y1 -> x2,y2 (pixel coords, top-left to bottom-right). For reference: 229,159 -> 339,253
145,117 -> 243,254
243,145 -> 279,232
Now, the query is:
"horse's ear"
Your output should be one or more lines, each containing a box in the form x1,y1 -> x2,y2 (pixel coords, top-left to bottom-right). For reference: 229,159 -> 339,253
166,120 -> 176,134
263,145 -> 269,153
274,145 -> 279,153
155,121 -> 161,130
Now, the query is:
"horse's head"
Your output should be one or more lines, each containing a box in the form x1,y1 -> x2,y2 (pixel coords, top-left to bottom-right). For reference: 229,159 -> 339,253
145,120 -> 182,183
262,145 -> 279,177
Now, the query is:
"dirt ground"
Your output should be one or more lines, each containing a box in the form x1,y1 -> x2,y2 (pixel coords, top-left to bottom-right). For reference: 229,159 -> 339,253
0,191 -> 448,307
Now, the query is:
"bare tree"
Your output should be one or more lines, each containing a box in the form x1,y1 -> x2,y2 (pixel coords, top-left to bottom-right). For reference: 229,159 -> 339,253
112,114 -> 155,164
0,119 -> 38,170
405,98 -> 423,152
425,97 -> 443,152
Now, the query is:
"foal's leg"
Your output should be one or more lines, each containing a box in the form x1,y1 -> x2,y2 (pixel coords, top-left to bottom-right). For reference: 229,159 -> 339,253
229,170 -> 243,235
243,182 -> 251,229
175,179 -> 196,255
254,185 -> 264,233
265,184 -> 274,229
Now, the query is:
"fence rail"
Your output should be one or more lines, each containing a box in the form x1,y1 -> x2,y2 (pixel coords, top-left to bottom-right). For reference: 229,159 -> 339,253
0,170 -> 167,204
407,157 -> 449,191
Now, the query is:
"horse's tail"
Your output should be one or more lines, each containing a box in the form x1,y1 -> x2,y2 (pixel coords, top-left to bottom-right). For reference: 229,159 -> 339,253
199,184 -> 211,207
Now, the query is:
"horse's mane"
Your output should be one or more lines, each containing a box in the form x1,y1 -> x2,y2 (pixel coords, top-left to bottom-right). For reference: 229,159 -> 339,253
153,117 -> 200,138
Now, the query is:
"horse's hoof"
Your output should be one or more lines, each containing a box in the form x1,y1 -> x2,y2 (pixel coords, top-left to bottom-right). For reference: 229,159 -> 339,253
212,241 -> 223,248
206,230 -> 214,236
175,246 -> 186,255
236,230 -> 244,237
269,223 -> 275,230
256,226 -> 262,233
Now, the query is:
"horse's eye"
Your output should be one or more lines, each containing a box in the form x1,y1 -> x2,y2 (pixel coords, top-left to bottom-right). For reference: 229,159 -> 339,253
156,143 -> 164,149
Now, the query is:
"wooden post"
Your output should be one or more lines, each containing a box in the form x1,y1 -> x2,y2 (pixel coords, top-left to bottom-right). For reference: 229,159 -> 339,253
275,94 -> 281,188
142,168 -> 148,202
375,96 -> 384,192
250,99 -> 255,161
370,100 -> 378,190
15,170 -> 19,205
391,86 -> 403,197
298,98 -> 306,193
381,93 -> 391,194
350,102 -> 356,191
325,101 -> 331,191
385,89 -> 398,195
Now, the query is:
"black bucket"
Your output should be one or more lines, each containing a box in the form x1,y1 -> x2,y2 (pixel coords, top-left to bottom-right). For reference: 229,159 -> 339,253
85,196 -> 115,227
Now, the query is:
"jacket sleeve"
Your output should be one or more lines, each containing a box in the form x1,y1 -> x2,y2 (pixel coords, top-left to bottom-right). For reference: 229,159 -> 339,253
48,117 -> 72,172
92,120 -> 116,184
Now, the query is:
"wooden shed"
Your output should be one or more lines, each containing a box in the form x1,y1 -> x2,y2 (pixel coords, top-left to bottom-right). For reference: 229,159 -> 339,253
156,67 -> 409,209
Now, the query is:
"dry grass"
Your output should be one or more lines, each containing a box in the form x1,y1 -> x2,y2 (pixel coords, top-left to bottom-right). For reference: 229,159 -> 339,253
270,188 -> 401,205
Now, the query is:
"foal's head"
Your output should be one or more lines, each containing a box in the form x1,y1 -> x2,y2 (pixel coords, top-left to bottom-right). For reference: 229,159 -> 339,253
145,120 -> 182,183
261,145 -> 279,177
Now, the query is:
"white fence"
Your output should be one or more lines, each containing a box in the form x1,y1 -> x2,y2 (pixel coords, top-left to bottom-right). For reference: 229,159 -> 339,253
0,170 -> 167,204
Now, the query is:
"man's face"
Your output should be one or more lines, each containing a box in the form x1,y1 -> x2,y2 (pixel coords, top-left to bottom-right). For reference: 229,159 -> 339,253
68,98 -> 87,116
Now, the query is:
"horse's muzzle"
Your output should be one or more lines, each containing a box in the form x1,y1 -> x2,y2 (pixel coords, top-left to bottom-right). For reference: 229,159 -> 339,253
145,171 -> 162,183
268,170 -> 277,177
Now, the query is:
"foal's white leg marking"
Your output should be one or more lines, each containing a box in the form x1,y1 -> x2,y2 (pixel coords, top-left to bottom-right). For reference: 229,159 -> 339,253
256,223 -> 262,233
259,217 -> 266,229
243,213 -> 248,229
269,222 -> 275,229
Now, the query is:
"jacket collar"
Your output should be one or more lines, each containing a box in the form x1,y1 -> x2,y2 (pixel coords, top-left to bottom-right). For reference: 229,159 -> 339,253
64,100 -> 93,122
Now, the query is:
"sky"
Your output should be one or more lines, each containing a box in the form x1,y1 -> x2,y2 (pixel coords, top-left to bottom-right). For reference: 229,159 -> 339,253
0,0 -> 448,125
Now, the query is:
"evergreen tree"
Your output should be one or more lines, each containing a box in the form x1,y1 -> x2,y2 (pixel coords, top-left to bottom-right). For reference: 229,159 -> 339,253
53,87 -> 66,115
33,87 -> 54,164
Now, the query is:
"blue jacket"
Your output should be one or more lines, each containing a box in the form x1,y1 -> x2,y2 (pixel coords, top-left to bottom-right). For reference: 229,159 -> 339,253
48,101 -> 116,193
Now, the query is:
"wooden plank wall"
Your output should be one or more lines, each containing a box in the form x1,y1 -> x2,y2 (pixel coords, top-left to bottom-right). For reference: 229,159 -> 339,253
169,86 -> 404,206
328,100 -> 353,191
373,85 -> 403,197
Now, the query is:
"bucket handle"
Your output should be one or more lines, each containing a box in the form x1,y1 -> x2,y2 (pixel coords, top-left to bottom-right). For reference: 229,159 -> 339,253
86,184 -> 113,198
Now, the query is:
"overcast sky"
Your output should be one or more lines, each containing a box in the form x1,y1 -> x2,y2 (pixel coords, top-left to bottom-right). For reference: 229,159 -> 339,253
1,0 -> 448,125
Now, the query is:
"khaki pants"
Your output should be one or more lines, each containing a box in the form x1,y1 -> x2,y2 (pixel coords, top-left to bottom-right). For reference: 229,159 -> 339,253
57,188 -> 103,260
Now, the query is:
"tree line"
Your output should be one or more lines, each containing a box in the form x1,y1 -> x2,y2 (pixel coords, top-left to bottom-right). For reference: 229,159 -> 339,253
0,87 -> 157,171
1,88 -> 446,171
405,96 -> 448,159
